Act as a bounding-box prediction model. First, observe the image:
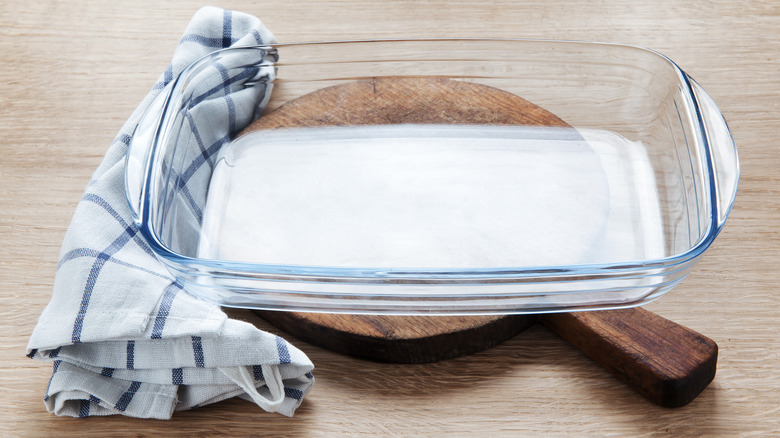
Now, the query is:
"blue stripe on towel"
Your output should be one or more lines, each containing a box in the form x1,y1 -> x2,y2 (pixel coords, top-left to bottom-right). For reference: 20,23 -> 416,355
172,368 -> 184,385
179,34 -> 225,48
82,193 -> 130,227
275,336 -> 291,364
252,365 -> 264,381
251,29 -> 264,44
44,360 -> 61,402
114,381 -> 142,412
163,65 -> 173,87
71,253 -> 109,344
71,195 -> 144,344
115,133 -> 133,147
189,66 -> 260,108
284,387 -> 304,401
216,62 -> 237,134
185,112 -> 217,171
177,133 -> 230,186
126,340 -> 135,370
192,336 -> 205,367
81,193 -> 156,258
78,399 -> 91,417
222,10 -> 233,48
58,248 -> 171,280
151,282 -> 182,339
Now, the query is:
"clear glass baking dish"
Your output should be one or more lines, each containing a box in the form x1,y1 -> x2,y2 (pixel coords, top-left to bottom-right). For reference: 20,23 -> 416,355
125,39 -> 739,314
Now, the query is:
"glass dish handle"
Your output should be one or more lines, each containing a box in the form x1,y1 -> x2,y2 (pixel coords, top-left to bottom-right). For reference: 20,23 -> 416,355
124,88 -> 169,225
689,76 -> 740,230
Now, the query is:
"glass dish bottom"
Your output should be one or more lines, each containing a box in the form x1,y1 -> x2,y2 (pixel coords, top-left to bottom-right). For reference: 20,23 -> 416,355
197,124 -> 664,270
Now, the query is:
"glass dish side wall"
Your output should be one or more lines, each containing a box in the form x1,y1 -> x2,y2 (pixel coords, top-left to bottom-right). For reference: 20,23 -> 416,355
156,41 -> 711,263
153,48 -> 277,256
125,40 -> 736,314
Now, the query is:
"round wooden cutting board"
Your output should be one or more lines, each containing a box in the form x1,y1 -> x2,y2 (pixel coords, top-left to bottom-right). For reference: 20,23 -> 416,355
244,77 -> 566,363
238,78 -> 719,408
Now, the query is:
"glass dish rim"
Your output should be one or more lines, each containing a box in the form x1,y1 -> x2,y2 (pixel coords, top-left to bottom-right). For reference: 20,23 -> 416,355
127,38 -> 730,282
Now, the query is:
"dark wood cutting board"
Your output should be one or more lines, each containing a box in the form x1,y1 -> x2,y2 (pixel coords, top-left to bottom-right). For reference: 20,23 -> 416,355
244,77 -> 717,407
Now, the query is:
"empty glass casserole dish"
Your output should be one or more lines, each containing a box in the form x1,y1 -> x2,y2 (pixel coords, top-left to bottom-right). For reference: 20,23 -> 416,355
125,39 -> 739,314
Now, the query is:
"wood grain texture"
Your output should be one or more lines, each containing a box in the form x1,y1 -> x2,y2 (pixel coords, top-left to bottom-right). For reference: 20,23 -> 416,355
257,311 -> 538,363
541,309 -> 718,408
244,77 -> 570,130
2,0 -> 779,436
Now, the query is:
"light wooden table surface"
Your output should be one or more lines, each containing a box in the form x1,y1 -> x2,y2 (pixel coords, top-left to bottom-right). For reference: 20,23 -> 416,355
1,1 -> 778,436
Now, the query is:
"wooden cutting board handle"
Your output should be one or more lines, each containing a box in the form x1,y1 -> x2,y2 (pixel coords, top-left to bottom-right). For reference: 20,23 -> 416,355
540,308 -> 717,408
247,77 -> 717,407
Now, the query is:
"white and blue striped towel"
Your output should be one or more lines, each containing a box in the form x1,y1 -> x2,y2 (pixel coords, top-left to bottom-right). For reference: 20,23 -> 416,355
26,6 -> 314,419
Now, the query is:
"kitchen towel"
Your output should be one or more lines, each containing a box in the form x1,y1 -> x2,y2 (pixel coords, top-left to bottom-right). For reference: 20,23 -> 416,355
26,6 -> 314,419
